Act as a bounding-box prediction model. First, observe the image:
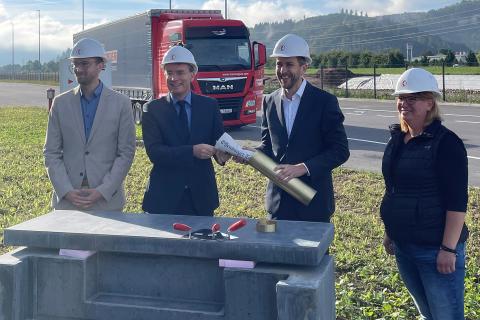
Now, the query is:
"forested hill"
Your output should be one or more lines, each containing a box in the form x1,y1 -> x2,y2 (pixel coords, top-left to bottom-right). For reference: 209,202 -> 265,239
250,0 -> 479,55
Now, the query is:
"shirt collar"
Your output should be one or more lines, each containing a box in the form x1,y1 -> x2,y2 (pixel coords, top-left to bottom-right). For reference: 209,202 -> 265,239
170,91 -> 192,106
281,78 -> 307,101
80,80 -> 103,99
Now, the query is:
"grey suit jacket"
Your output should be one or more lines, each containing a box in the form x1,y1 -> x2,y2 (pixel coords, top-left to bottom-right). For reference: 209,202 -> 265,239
43,85 -> 136,211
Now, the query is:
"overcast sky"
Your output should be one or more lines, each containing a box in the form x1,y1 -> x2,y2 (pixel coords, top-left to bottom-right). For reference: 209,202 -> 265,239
0,0 -> 461,66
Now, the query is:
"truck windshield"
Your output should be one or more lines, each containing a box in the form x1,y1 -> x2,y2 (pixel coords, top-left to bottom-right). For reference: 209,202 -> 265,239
186,38 -> 252,72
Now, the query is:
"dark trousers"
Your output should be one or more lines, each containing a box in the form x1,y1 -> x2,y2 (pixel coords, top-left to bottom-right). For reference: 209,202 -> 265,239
174,188 -> 213,216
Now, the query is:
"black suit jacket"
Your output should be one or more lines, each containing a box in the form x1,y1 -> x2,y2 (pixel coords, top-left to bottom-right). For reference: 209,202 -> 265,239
141,92 -> 224,215
258,82 -> 350,222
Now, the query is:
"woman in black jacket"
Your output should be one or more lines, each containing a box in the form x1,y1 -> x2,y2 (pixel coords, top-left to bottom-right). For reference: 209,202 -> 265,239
381,68 -> 468,320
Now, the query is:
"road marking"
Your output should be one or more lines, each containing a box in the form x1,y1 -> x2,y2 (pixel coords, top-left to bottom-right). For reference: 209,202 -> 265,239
348,138 -> 479,160
343,107 -> 396,114
376,115 -> 396,118
345,112 -> 364,116
455,120 -> 480,124
344,107 -> 480,118
444,113 -> 480,118
348,138 -> 387,145
246,125 -> 261,129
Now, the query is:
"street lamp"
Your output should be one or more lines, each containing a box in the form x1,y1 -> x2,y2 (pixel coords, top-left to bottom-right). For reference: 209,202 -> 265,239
225,0 -> 227,18
82,0 -> 84,30
11,22 -> 14,80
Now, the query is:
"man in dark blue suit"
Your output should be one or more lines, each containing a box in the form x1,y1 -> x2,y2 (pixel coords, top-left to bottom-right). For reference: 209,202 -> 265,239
258,34 -> 350,222
141,46 -> 228,215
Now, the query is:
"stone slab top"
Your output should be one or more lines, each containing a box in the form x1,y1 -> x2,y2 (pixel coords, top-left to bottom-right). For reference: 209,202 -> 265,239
4,210 -> 334,266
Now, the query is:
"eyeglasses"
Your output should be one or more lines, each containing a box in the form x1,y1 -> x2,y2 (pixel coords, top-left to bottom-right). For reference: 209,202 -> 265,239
70,60 -> 96,72
397,96 -> 427,104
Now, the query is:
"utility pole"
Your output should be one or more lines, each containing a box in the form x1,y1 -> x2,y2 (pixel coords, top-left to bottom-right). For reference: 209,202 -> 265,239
169,0 -> 171,9
11,22 -> 14,79
82,0 -> 84,30
225,0 -> 227,18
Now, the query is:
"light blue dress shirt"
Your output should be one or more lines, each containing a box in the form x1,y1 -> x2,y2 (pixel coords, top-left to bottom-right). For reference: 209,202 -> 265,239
170,91 -> 192,128
80,81 -> 103,140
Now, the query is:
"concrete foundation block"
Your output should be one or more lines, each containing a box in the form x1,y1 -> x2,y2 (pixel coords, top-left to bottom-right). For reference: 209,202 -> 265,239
277,255 -> 335,320
1,211 -> 336,319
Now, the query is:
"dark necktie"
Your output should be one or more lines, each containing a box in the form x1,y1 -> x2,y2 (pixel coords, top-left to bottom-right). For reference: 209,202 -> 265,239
177,100 -> 190,142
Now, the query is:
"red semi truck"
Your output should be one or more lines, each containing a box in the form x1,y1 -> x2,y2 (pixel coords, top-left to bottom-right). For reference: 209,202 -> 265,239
73,9 -> 266,127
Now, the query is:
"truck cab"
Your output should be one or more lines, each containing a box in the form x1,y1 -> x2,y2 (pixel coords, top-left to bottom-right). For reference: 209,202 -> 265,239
156,16 -> 266,127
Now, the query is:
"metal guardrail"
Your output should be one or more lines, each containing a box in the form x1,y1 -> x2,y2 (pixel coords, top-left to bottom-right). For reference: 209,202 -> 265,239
0,72 -> 59,82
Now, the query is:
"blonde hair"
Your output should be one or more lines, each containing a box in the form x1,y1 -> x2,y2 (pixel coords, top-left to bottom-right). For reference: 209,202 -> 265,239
399,91 -> 442,132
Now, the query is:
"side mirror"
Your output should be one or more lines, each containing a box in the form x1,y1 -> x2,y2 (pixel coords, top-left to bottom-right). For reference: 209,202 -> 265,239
253,42 -> 267,69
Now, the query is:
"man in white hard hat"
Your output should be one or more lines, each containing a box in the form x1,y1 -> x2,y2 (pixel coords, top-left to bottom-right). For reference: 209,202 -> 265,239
44,38 -> 136,211
141,45 -> 228,215
257,34 -> 349,222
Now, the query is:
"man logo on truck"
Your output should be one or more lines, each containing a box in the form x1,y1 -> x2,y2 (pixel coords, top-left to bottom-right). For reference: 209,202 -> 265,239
212,84 -> 234,91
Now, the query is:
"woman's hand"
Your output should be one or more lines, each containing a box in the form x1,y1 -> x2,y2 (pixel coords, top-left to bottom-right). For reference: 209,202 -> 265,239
437,250 -> 456,274
383,234 -> 395,255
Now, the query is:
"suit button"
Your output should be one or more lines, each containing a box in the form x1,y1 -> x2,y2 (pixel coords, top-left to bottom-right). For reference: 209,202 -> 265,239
85,151 -> 89,155
80,172 -> 84,176
184,185 -> 189,189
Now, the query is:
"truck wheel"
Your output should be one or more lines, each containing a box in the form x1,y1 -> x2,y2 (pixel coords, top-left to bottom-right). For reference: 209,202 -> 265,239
133,102 -> 143,125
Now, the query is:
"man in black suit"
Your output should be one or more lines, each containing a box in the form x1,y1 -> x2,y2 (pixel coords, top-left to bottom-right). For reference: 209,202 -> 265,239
142,46 -> 228,215
257,34 -> 350,222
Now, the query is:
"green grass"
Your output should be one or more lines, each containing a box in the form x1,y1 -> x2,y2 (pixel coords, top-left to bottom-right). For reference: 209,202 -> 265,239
0,107 -> 479,319
350,66 -> 480,75
264,68 -> 318,76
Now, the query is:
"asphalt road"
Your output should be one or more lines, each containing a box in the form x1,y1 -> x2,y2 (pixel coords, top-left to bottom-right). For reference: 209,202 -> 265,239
0,82 -> 59,108
228,98 -> 480,186
1,82 -> 479,186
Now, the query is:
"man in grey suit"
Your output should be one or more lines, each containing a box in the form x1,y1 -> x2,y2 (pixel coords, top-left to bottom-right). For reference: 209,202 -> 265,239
44,38 -> 136,211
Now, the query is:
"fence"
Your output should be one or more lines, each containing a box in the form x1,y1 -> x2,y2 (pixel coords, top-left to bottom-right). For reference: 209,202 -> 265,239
265,62 -> 480,104
0,72 -> 59,82
3,66 -> 480,104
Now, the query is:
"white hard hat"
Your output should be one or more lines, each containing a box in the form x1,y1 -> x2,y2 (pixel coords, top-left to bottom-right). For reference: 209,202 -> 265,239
161,46 -> 198,74
70,38 -> 106,62
271,34 -> 312,65
393,68 -> 441,97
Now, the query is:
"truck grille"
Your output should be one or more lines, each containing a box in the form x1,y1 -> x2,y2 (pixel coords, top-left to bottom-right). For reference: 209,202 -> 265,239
217,97 -> 243,121
197,77 -> 247,94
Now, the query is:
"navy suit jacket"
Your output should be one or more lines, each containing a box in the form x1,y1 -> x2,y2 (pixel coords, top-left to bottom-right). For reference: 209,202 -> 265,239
141,92 -> 224,215
258,81 -> 350,222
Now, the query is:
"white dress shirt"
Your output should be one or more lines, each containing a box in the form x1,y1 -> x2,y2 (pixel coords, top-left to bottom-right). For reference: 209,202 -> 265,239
280,79 -> 310,176
281,79 -> 307,136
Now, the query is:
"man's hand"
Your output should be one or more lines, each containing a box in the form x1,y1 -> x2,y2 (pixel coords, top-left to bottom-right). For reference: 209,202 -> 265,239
65,190 -> 90,208
274,163 -> 307,182
214,150 -> 231,165
193,144 -> 216,159
437,249 -> 456,274
65,189 -> 104,209
232,146 -> 256,164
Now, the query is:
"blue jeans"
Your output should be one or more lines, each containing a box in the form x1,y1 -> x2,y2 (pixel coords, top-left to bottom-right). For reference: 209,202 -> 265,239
393,241 -> 466,320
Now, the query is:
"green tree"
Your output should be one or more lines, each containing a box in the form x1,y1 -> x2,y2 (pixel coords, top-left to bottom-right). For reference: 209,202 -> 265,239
386,49 -> 405,67
466,51 -> 478,66
444,50 -> 456,66
360,51 -> 373,67
420,55 -> 429,66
